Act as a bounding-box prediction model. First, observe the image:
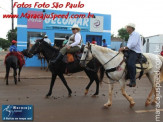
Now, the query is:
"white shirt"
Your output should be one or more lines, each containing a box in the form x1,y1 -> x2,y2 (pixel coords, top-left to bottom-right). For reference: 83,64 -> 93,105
44,38 -> 51,44
70,33 -> 81,47
127,31 -> 142,53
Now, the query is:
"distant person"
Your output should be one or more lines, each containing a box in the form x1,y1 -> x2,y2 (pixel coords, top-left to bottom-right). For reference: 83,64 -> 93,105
7,40 -> 25,67
102,39 -> 107,47
10,40 -> 17,52
91,38 -> 97,44
161,48 -> 163,56
43,35 -> 51,45
62,36 -> 69,47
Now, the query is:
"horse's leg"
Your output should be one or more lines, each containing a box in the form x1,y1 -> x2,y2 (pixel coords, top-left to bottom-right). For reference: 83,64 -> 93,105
84,71 -> 97,96
92,75 -> 100,96
40,59 -> 42,70
151,87 -> 157,105
46,61 -> 49,72
46,73 -> 57,98
145,73 -> 156,106
13,67 -> 17,85
18,67 -> 22,82
5,65 -> 10,85
85,79 -> 94,95
58,74 -> 72,97
104,82 -> 114,107
119,79 -> 135,108
44,58 -> 46,70
145,87 -> 154,106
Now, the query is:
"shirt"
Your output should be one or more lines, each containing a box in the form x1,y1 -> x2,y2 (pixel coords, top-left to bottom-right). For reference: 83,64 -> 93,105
62,40 -> 68,46
70,33 -> 81,47
103,42 -> 107,47
127,31 -> 142,53
161,51 -> 163,56
44,38 -> 51,44
92,41 -> 97,44
9,45 -> 17,52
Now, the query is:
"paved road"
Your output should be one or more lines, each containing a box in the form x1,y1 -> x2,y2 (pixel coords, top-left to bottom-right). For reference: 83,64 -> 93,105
0,72 -> 162,122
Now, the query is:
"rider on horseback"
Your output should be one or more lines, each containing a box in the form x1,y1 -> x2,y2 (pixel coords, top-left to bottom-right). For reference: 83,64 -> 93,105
119,23 -> 142,87
50,24 -> 82,65
6,40 -> 25,67
10,40 -> 17,52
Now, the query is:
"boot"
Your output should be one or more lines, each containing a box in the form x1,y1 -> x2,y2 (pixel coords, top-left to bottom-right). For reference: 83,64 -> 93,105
50,53 -> 64,65
127,80 -> 136,87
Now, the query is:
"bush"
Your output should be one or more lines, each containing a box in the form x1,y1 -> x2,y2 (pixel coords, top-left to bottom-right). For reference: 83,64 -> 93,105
0,38 -> 10,50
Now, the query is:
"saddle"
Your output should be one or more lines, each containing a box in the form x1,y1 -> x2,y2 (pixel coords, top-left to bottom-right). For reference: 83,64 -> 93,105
62,51 -> 82,64
61,49 -> 83,74
123,50 -> 148,80
4,52 -> 25,67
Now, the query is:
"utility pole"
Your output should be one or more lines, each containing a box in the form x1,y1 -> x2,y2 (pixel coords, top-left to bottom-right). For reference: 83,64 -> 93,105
11,0 -> 14,40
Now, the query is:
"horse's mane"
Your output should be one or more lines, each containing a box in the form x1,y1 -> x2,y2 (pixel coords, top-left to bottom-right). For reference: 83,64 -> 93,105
41,40 -> 59,52
91,44 -> 118,54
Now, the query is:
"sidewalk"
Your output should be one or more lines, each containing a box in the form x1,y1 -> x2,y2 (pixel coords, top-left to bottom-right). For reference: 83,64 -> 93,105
0,51 -> 88,79
0,67 -> 88,79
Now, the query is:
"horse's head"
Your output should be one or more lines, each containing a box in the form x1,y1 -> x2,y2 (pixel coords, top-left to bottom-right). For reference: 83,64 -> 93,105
29,39 -> 44,55
21,49 -> 33,58
80,42 -> 93,67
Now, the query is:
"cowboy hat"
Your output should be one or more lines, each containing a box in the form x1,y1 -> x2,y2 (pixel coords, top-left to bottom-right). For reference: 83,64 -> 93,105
125,23 -> 135,28
71,24 -> 81,31
44,35 -> 48,37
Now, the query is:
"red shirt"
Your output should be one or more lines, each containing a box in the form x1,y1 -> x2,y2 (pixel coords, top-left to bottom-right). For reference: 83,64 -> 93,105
92,41 -> 97,44
161,51 -> 163,56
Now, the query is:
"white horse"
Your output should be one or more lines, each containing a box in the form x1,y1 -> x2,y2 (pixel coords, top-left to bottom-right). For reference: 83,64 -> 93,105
80,43 -> 163,108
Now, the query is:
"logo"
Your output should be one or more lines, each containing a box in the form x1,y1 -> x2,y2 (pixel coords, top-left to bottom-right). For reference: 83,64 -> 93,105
93,19 -> 100,28
2,105 -> 33,121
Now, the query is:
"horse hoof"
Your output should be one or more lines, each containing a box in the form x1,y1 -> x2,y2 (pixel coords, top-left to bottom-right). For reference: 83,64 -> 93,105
85,89 -> 88,96
145,102 -> 150,106
151,101 -> 156,105
104,103 -> 112,108
91,95 -> 97,97
45,95 -> 50,99
68,94 -> 72,97
45,93 -> 51,98
130,102 -> 135,108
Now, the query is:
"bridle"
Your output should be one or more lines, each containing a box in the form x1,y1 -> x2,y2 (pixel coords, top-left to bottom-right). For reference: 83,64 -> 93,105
81,45 -> 120,70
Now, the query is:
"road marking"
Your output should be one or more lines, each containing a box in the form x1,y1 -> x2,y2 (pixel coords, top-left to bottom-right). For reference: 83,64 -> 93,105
135,109 -> 163,113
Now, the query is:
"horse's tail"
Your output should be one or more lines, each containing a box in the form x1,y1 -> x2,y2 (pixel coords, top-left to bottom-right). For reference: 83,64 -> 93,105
158,55 -> 163,83
4,59 -> 11,81
99,66 -> 105,84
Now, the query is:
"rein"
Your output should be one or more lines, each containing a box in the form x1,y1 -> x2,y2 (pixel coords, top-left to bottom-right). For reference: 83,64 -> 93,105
102,52 -> 120,66
81,45 -> 121,72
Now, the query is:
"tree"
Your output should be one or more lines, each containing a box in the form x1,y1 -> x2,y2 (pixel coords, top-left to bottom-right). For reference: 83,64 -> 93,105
6,27 -> 17,43
111,33 -> 115,38
118,28 -> 129,41
0,38 -> 10,50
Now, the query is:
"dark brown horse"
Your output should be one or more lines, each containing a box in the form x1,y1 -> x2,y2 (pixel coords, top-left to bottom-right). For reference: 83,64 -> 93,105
29,39 -> 105,97
4,49 -> 32,85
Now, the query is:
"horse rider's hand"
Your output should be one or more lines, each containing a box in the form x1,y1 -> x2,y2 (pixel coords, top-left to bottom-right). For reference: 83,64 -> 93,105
119,47 -> 124,52
66,46 -> 71,49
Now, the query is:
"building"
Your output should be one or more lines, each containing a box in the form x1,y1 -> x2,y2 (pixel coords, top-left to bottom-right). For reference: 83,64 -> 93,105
143,34 -> 163,54
110,37 -> 125,51
17,8 -> 111,67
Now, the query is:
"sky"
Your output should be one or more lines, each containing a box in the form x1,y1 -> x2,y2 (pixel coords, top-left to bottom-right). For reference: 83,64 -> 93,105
0,0 -> 163,39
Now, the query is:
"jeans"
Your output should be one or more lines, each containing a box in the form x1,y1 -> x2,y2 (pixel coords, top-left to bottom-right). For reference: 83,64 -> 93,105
126,50 -> 140,83
60,46 -> 80,55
